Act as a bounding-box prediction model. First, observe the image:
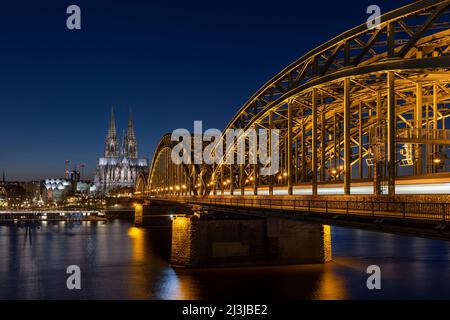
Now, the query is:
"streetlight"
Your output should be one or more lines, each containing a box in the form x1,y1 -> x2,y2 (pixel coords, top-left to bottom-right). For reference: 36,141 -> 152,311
330,165 -> 344,180
433,152 -> 442,165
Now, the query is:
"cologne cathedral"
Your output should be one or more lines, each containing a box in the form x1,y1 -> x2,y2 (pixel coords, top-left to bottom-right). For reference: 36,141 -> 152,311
94,109 -> 148,194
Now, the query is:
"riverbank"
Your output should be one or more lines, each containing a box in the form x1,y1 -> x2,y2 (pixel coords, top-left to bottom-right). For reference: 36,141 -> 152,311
0,210 -> 107,222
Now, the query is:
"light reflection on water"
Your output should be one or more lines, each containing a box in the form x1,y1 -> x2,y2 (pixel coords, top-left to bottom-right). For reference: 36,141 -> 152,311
0,219 -> 450,299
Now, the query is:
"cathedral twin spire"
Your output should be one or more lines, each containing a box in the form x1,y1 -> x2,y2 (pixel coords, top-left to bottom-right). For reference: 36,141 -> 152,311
105,108 -> 138,158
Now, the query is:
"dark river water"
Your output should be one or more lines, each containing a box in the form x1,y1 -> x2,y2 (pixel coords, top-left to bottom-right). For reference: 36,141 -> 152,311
1,219 -> 450,300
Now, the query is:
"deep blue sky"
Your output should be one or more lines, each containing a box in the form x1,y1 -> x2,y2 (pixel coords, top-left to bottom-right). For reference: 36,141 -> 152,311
0,0 -> 412,180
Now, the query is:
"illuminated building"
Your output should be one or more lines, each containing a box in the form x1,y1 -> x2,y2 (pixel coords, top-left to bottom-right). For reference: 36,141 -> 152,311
42,179 -> 73,203
94,109 -> 148,194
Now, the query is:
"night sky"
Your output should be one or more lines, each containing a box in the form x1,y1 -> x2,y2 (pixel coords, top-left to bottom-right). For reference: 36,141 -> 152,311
0,0 -> 412,180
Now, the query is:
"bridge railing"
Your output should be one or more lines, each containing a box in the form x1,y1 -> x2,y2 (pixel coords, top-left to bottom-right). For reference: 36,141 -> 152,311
396,128 -> 450,143
163,196 -> 450,223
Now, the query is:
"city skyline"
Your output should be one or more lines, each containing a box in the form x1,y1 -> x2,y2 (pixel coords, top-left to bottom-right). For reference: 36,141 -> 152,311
0,0 -> 449,305
0,0 -> 412,180
1,107 -> 146,181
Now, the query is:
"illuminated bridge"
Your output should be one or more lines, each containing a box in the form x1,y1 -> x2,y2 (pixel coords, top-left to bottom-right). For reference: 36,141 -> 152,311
136,0 -> 450,238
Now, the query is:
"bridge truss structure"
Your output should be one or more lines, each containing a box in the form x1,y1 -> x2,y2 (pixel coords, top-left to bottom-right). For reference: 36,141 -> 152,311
140,0 -> 450,198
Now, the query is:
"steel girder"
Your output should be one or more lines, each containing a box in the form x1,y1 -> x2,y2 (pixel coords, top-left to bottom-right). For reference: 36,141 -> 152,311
146,133 -> 213,196
147,0 -> 450,197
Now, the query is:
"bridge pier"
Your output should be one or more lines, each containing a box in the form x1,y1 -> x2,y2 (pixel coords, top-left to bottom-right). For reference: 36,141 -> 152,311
135,201 -> 192,226
170,213 -> 331,268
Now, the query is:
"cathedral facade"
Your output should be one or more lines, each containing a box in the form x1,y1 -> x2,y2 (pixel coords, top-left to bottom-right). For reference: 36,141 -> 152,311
94,109 -> 148,194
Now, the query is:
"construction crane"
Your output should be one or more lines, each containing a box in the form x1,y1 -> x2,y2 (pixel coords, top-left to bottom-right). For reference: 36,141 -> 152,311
65,160 -> 70,179
78,163 -> 86,181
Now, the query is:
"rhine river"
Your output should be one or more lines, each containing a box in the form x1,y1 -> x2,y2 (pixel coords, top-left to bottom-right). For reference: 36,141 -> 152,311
1,219 -> 450,299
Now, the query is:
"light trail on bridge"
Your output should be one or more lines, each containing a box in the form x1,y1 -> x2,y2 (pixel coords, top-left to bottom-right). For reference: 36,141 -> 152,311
140,0 -> 450,200
220,182 -> 450,196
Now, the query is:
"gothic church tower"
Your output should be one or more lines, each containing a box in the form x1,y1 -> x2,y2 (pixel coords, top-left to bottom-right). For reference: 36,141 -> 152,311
125,111 -> 138,158
105,108 -> 119,158
94,108 -> 148,194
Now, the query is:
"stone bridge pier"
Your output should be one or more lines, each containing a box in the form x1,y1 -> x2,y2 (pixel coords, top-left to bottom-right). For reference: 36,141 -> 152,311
170,213 -> 332,268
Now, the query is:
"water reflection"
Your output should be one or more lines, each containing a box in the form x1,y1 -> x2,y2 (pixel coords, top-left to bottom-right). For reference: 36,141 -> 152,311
172,264 -> 348,300
0,220 -> 450,299
20,221 -> 41,246
314,264 -> 347,300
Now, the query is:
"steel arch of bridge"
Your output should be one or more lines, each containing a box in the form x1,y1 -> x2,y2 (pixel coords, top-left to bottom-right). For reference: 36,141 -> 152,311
145,0 -> 450,198
143,134 -> 207,196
